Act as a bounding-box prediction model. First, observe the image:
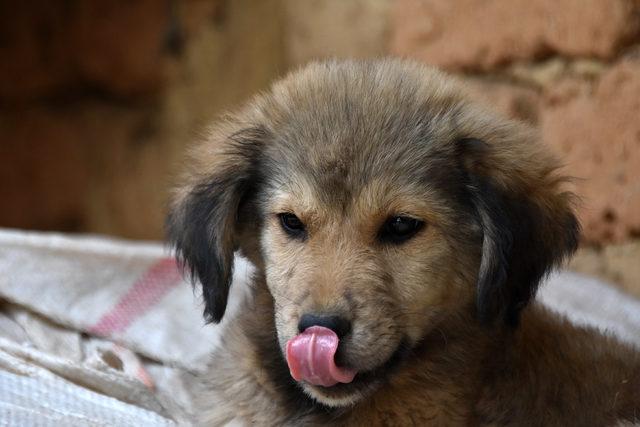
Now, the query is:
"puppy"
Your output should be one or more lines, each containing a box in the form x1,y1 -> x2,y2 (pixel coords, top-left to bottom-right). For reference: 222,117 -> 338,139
168,59 -> 640,426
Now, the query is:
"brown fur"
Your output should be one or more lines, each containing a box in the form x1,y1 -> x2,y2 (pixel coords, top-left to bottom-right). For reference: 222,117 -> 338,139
167,59 -> 640,426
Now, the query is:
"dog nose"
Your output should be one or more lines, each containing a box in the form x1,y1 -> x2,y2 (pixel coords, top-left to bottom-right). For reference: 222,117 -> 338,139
298,314 -> 351,339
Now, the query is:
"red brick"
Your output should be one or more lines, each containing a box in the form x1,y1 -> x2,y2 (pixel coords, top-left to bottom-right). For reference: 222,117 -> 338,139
391,0 -> 640,70
541,60 -> 640,243
0,1 -> 170,100
0,109 -> 91,231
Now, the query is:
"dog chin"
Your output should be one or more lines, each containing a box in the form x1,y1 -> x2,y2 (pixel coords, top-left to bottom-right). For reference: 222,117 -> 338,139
302,383 -> 368,407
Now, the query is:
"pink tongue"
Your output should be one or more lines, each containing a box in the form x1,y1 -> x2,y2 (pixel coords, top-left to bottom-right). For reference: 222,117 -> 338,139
286,326 -> 357,387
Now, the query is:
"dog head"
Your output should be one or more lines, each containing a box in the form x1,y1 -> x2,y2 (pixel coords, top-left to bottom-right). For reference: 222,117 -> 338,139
167,60 -> 579,407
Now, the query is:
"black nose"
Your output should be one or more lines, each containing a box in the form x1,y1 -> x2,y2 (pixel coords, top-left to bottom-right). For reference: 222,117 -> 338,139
298,314 -> 351,339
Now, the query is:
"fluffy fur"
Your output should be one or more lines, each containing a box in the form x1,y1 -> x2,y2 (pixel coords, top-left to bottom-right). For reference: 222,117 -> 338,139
167,59 -> 640,426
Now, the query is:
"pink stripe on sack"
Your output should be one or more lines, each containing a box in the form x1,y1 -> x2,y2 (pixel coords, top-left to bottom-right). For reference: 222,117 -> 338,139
89,258 -> 182,336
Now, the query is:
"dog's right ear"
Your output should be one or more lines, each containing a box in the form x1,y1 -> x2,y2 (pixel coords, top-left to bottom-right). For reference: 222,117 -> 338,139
166,125 -> 266,323
457,133 -> 579,327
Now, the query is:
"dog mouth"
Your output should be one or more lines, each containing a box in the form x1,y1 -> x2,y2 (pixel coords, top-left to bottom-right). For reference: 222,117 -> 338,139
286,326 -> 357,387
285,326 -> 409,397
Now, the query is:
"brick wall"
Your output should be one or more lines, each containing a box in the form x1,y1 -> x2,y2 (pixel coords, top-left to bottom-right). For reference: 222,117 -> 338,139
0,0 -> 284,239
2,0 -> 639,247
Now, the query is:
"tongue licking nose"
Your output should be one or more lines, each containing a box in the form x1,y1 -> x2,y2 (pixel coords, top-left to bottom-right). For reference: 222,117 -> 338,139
286,326 -> 357,387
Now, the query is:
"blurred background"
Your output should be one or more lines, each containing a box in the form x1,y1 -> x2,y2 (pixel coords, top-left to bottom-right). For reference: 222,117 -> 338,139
1,0 -> 639,295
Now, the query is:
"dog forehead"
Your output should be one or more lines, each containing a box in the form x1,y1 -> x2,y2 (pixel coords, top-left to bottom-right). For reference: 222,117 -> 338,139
265,118 -> 456,208
263,138 -> 460,219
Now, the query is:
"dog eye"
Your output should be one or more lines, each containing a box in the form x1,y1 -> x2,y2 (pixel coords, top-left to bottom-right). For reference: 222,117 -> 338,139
379,216 -> 425,244
278,213 -> 306,238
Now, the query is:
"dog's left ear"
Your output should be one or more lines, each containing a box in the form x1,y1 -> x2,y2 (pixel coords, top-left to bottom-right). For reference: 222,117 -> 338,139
458,133 -> 580,327
166,125 -> 266,323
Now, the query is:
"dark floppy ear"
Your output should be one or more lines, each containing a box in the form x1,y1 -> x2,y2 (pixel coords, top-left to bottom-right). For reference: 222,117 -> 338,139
459,137 -> 580,326
166,126 -> 266,323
